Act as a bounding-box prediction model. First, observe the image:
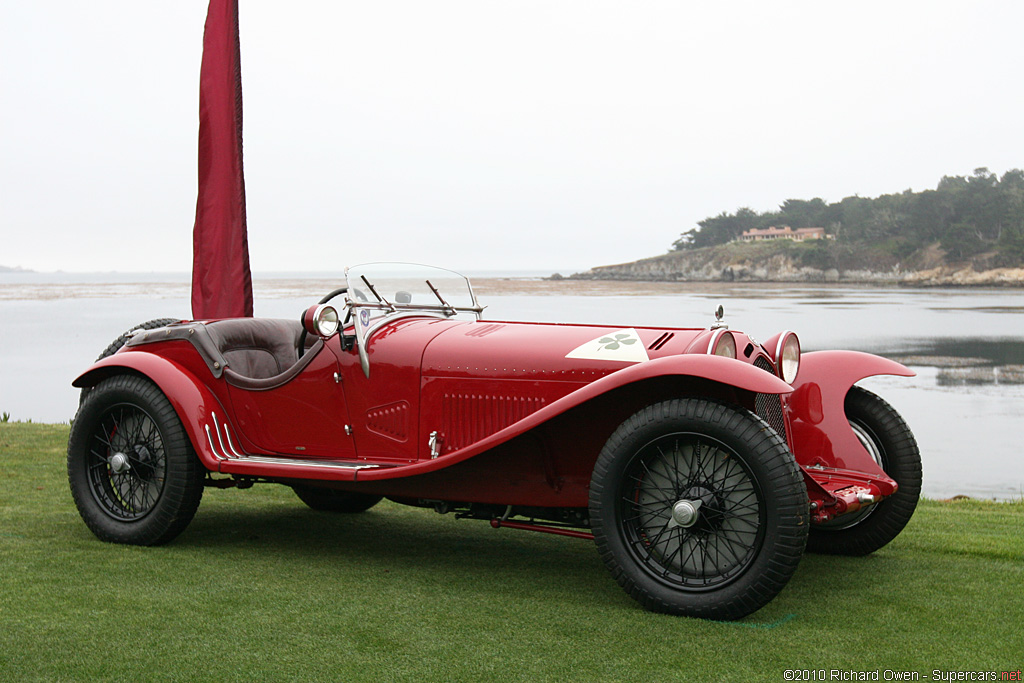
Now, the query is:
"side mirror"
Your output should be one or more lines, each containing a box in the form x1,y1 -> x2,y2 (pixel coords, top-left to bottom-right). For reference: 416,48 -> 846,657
301,304 -> 340,338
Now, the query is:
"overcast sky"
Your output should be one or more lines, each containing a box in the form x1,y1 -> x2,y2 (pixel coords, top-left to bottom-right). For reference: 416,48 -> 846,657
2,1 -> 1022,274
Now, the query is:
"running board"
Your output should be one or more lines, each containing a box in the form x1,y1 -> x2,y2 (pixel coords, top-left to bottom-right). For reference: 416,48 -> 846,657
231,454 -> 381,470
218,453 -> 397,482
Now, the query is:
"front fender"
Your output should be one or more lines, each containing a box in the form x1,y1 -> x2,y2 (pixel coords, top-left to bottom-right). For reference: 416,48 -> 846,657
789,350 -> 913,479
73,353 -> 229,471
359,353 -> 792,482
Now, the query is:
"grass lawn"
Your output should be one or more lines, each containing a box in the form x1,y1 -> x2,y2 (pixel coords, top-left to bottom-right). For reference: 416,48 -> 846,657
2,422 -> 1022,682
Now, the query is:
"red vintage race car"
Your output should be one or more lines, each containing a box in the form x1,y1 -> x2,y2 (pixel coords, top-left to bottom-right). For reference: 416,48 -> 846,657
68,263 -> 921,620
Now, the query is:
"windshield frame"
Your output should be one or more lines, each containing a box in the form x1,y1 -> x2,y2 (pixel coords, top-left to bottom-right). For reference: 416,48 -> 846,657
343,263 -> 485,377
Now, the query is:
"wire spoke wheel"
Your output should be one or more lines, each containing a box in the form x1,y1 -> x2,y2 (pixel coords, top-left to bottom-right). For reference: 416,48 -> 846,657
86,404 -> 168,521
620,433 -> 764,591
68,375 -> 204,546
590,398 -> 807,620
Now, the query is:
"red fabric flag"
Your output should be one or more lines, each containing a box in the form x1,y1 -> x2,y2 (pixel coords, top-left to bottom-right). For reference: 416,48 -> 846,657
191,0 -> 254,319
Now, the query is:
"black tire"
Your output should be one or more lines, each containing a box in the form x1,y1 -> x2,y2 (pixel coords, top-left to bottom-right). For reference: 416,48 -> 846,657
95,318 -> 180,362
590,398 -> 808,621
807,386 -> 921,556
68,374 -> 205,545
80,318 -> 179,405
292,485 -> 383,513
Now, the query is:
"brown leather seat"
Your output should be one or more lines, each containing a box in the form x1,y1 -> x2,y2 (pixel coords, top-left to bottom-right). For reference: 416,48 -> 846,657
205,318 -> 304,380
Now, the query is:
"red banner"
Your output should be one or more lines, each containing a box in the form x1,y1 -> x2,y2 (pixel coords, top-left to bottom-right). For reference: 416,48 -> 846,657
191,0 -> 253,319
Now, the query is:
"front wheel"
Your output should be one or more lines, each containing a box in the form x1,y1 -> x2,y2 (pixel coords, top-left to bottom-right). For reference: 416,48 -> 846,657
68,375 -> 205,545
590,398 -> 808,621
807,386 -> 921,556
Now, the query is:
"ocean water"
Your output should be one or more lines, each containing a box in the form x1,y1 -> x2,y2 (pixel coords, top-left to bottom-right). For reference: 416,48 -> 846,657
2,272 -> 1021,500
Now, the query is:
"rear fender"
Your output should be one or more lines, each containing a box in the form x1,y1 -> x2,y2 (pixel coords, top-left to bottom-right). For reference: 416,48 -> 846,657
73,353 -> 229,472
789,350 -> 913,490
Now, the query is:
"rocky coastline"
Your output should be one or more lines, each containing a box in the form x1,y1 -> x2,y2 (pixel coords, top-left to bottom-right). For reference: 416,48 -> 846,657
568,248 -> 1024,287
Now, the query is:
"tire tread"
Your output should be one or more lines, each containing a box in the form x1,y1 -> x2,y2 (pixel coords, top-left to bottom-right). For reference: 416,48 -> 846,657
589,397 -> 808,620
68,374 -> 204,546
806,386 -> 921,556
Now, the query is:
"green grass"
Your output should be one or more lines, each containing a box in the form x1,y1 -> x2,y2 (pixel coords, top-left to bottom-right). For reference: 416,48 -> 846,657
2,423 -> 1022,682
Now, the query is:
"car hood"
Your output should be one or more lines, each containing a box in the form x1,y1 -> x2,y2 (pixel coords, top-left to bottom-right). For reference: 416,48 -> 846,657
421,319 -> 707,379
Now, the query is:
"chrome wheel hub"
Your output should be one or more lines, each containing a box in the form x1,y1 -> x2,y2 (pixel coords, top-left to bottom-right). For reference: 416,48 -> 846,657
669,499 -> 702,528
108,452 -> 131,474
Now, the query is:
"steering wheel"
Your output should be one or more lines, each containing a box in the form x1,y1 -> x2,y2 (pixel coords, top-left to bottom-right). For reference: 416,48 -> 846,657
318,286 -> 349,306
297,286 -> 348,359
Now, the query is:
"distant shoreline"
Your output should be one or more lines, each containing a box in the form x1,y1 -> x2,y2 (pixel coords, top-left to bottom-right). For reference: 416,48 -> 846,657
0,268 -> 568,282
564,246 -> 1024,288
564,270 -> 1024,288
5,264 -> 1023,289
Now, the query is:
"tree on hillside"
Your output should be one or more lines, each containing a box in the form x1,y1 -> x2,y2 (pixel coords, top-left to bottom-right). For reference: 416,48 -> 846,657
778,198 -> 829,228
671,168 -> 1024,266
672,207 -> 766,249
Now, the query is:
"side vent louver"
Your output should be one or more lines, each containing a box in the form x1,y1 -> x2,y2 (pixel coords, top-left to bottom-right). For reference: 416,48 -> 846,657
442,394 -> 546,452
649,332 -> 675,351
465,324 -> 506,338
366,401 -> 410,441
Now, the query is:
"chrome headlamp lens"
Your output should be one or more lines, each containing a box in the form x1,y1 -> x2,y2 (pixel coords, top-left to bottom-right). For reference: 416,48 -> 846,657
777,332 -> 800,383
302,304 -> 340,338
314,305 -> 340,337
709,329 -> 737,359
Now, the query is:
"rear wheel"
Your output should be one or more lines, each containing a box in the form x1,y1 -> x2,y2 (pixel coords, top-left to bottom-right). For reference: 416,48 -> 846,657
807,386 -> 921,556
292,485 -> 383,513
68,375 -> 205,545
590,398 -> 808,620
80,318 -> 179,404
95,318 -> 179,362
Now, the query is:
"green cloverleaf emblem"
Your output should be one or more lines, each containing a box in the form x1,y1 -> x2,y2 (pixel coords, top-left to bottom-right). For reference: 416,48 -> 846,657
598,333 -> 637,351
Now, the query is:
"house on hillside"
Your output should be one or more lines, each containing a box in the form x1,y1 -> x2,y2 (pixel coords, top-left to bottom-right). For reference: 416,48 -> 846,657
738,226 -> 831,242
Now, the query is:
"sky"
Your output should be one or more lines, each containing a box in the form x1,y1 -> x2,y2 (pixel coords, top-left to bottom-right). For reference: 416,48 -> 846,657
2,1 -> 1022,274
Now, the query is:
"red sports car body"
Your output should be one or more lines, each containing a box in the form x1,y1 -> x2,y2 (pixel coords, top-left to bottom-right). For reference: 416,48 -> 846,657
68,264 -> 921,620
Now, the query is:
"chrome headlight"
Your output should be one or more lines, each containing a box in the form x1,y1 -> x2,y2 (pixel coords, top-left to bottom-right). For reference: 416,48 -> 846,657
302,304 -> 340,338
708,329 -> 737,359
775,332 -> 800,383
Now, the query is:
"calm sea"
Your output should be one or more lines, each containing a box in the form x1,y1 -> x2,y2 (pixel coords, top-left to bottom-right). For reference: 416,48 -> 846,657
2,271 -> 1021,500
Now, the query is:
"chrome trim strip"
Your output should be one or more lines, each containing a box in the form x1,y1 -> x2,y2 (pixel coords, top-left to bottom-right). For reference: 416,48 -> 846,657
774,330 -> 799,382
346,301 -> 485,317
221,421 -> 247,458
211,412 -> 229,456
707,328 -> 731,355
204,424 -> 227,461
363,311 -> 448,341
358,311 -> 450,378
204,413 -> 248,460
774,330 -> 795,366
465,278 -> 484,321
229,455 -> 381,470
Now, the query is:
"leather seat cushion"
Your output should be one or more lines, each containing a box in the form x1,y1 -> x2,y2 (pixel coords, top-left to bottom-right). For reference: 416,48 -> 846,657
205,318 -> 303,380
